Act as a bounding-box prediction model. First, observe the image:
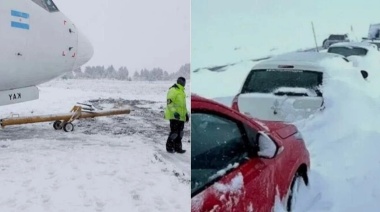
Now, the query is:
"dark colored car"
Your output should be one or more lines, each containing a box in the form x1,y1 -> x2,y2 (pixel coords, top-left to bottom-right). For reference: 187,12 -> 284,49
191,94 -> 310,212
322,34 -> 349,49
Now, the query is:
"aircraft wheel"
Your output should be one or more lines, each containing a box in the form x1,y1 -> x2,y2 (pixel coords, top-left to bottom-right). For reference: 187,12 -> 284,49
63,122 -> 74,132
53,121 -> 62,130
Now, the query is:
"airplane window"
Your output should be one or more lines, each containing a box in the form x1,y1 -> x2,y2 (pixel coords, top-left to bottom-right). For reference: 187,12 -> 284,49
31,0 -> 46,10
31,0 -> 59,12
44,0 -> 59,12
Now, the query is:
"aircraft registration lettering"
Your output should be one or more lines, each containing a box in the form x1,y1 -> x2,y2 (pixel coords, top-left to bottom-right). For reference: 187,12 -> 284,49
9,93 -> 21,101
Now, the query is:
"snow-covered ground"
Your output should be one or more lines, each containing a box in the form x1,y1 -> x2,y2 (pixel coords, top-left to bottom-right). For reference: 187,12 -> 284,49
194,51 -> 380,211
192,60 -> 257,101
0,79 -> 190,212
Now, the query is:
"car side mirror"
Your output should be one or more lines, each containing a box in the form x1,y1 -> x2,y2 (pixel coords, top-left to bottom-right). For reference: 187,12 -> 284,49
257,132 -> 279,159
361,70 -> 369,80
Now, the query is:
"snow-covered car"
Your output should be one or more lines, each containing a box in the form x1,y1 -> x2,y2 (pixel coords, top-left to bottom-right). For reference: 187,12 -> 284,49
327,42 -> 380,68
231,52 -> 368,122
362,39 -> 380,50
367,23 -> 380,40
322,34 -> 349,49
191,94 -> 310,212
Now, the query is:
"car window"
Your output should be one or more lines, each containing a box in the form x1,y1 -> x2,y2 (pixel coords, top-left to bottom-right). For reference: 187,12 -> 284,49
31,0 -> 59,12
327,46 -> 368,57
329,35 -> 346,40
241,69 -> 323,96
191,112 -> 247,196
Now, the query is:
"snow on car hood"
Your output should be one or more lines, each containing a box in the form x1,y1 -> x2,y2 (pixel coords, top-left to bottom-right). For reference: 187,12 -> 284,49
255,119 -> 298,139
341,48 -> 380,71
346,55 -> 364,67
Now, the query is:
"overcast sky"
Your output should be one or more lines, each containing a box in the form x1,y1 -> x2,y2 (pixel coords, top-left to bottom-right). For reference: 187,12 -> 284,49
192,0 -> 380,68
54,0 -> 190,73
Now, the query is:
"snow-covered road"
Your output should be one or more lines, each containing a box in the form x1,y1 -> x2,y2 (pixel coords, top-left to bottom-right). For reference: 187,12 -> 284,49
193,51 -> 380,211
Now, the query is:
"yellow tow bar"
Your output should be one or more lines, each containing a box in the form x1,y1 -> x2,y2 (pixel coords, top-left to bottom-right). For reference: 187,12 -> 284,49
0,105 -> 131,132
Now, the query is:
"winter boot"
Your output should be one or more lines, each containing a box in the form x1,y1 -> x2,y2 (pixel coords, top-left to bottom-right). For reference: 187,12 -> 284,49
174,140 -> 185,154
166,145 -> 175,153
175,149 -> 186,154
166,140 -> 175,153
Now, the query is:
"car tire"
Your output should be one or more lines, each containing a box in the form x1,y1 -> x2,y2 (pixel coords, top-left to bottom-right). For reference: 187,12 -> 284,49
286,172 -> 307,212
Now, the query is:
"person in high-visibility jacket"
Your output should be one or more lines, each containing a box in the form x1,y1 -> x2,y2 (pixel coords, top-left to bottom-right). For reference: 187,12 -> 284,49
164,77 -> 189,153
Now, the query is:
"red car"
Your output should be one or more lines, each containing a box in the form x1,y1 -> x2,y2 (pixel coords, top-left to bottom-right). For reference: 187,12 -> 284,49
191,95 -> 310,212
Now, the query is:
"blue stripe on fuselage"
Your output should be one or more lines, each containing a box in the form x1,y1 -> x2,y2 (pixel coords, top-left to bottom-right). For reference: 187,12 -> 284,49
11,10 -> 29,19
11,21 -> 29,30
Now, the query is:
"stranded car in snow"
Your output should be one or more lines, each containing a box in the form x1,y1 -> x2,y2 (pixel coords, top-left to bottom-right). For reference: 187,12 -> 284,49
322,34 -> 350,49
327,42 -> 380,68
362,38 -> 380,50
232,52 -> 369,122
191,95 -> 310,212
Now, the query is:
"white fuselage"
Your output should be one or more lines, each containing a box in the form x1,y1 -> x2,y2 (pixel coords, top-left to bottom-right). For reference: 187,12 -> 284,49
0,0 -> 93,93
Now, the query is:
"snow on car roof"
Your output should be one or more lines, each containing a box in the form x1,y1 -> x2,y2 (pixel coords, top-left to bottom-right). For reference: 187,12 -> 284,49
269,52 -> 343,62
363,38 -> 380,43
329,42 -> 377,50
252,52 -> 348,73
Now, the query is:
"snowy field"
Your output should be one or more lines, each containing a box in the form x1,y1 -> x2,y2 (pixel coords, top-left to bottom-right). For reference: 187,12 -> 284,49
0,79 -> 190,212
192,0 -> 380,71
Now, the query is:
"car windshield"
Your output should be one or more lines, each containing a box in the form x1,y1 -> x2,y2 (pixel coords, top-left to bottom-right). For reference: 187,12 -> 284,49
328,46 -> 368,57
241,69 -> 323,96
329,35 -> 346,40
191,112 -> 247,196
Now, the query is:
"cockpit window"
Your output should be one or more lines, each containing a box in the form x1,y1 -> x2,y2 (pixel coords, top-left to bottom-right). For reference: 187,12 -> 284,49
31,0 -> 59,12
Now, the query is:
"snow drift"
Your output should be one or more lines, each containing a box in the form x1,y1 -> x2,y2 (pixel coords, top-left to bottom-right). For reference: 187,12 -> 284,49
278,57 -> 380,211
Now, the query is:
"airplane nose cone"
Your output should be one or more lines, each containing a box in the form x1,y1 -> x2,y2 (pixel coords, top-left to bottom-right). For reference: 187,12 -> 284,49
74,30 -> 94,68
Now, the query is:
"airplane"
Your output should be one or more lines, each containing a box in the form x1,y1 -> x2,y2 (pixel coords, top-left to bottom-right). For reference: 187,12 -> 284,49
0,0 -> 94,106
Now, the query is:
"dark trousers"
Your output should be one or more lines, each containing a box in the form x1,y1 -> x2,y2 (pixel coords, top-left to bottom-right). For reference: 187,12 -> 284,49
166,119 -> 185,151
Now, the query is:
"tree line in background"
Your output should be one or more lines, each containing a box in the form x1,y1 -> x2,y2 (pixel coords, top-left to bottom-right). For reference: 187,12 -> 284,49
62,63 -> 190,81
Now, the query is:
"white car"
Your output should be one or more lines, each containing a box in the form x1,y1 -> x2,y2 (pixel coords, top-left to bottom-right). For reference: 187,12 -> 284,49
327,42 -> 380,68
362,39 -> 380,50
231,52 -> 367,122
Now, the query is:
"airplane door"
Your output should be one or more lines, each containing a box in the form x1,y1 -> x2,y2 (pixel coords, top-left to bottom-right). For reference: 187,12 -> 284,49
0,5 -> 29,90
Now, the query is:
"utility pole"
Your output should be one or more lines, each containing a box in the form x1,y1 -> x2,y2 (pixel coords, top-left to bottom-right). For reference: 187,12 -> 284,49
311,22 -> 319,52
351,25 -> 358,41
